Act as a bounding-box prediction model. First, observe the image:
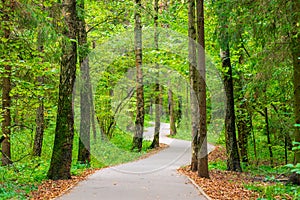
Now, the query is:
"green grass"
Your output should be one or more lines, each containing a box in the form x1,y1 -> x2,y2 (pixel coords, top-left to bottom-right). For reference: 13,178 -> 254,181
243,164 -> 290,177
169,118 -> 225,145
208,160 -> 227,171
90,129 -> 152,167
245,183 -> 300,200
0,127 -> 152,199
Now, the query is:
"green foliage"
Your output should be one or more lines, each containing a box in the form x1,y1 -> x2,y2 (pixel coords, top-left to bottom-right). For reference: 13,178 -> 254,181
0,158 -> 47,199
244,164 -> 289,177
286,142 -> 300,175
0,127 -> 152,199
0,0 -> 299,198
90,128 -> 152,167
286,163 -> 300,175
208,160 -> 227,171
144,114 -> 152,128
245,183 -> 300,200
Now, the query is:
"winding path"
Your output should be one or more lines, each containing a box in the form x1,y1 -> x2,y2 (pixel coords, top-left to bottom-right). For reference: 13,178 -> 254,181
58,123 -> 214,200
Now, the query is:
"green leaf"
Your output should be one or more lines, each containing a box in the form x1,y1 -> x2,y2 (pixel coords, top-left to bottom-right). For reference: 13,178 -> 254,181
285,164 -> 294,168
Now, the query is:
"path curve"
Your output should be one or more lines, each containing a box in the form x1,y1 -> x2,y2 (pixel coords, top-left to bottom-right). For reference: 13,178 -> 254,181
58,123 -> 214,200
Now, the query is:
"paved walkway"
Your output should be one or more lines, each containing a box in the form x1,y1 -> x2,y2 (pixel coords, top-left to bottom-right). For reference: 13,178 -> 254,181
58,123 -> 213,200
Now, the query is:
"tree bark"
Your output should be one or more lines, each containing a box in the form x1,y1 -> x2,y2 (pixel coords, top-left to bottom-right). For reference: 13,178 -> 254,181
188,0 -> 198,172
77,0 -> 91,164
2,65 -> 12,166
264,107 -> 273,167
290,0 -> 300,184
169,89 -> 177,136
151,0 -> 161,149
176,96 -> 182,128
236,101 -> 251,164
132,0 -> 144,152
90,42 -> 97,141
220,45 -> 241,171
33,20 -> 45,157
221,46 -> 242,172
196,0 -> 209,178
33,76 -> 45,157
47,0 -> 77,180
1,0 -> 14,166
235,54 -> 251,165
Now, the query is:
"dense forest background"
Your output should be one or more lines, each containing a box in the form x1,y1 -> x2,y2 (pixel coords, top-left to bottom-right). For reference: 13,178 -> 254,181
0,0 -> 299,199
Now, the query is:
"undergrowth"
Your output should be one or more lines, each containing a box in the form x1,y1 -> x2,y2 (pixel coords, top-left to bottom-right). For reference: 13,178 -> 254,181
0,128 -> 151,199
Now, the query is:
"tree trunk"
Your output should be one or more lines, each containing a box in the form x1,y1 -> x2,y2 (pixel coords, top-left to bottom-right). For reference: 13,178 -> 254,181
151,0 -> 161,149
169,89 -> 177,136
236,102 -> 251,164
290,0 -> 300,184
235,54 -> 251,165
250,115 -> 258,164
33,24 -> 45,157
264,107 -> 273,166
196,0 -> 209,178
2,64 -> 12,166
33,76 -> 45,157
47,0 -> 77,180
90,84 -> 97,141
77,0 -> 91,164
90,42 -> 97,141
176,96 -> 182,128
1,0 -> 13,166
221,46 -> 242,172
188,0 -> 198,172
132,0 -> 144,152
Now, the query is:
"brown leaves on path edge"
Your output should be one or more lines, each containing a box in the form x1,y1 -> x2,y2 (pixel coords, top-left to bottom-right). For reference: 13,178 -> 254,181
30,143 -> 168,200
178,146 -> 261,200
30,169 -> 97,200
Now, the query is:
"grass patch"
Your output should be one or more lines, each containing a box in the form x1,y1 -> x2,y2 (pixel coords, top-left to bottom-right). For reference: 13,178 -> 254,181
245,183 -> 300,199
208,160 -> 227,171
243,164 -> 300,199
243,164 -> 290,177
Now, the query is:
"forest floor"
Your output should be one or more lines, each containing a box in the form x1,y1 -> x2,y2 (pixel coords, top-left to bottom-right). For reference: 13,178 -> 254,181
178,146 -> 293,200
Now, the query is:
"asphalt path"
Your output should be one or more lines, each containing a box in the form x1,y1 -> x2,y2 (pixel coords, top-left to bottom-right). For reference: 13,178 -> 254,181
58,122 -> 214,200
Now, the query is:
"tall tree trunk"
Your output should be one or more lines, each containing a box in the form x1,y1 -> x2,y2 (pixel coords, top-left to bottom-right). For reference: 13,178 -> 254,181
151,0 -> 161,149
188,0 -> 198,172
33,77 -> 45,157
2,66 -> 12,166
236,102 -> 251,164
77,0 -> 91,164
196,0 -> 209,178
169,89 -> 177,136
90,42 -> 97,141
47,0 -> 77,180
33,22 -> 45,157
264,107 -> 273,167
90,85 -> 97,141
290,0 -> 300,184
1,0 -> 13,166
221,44 -> 242,172
235,54 -> 251,165
215,0 -> 241,172
176,96 -> 182,128
132,0 -> 144,152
